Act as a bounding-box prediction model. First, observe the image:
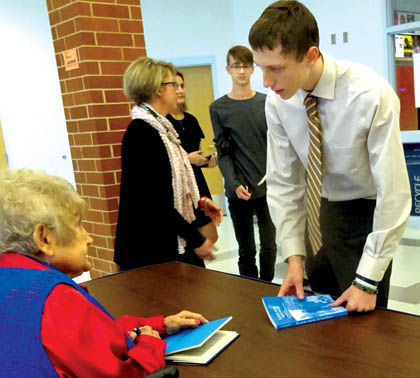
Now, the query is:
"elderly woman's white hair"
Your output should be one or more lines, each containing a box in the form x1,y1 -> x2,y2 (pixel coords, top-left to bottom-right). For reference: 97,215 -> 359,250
0,168 -> 88,255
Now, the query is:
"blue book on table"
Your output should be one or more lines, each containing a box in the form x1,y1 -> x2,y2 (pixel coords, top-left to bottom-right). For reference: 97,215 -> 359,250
262,295 -> 348,330
163,316 -> 234,355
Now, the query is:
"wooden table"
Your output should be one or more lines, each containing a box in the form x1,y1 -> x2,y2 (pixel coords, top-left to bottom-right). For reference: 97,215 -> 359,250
85,262 -> 420,378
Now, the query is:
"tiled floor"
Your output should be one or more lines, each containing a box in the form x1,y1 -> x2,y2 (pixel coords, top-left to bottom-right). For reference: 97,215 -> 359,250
206,216 -> 420,317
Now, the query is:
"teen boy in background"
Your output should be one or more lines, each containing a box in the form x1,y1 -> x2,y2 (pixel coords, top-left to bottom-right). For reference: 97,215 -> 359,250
210,45 -> 277,282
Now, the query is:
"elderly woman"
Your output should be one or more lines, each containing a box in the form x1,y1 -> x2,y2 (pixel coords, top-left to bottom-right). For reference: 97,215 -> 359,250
114,57 -> 222,271
0,168 -> 207,377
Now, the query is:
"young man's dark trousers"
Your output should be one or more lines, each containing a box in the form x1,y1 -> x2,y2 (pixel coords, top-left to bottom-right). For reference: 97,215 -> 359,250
305,198 -> 392,308
228,195 -> 277,281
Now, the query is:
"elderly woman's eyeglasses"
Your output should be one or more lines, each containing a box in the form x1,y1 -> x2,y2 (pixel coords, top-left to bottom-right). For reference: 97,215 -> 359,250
161,81 -> 179,89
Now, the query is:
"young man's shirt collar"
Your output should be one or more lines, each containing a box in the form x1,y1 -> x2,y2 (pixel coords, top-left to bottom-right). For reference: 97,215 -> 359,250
309,54 -> 336,101
296,54 -> 335,102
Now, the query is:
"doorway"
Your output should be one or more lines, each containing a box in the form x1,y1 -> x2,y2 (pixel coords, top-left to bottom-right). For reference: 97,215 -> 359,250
176,64 -> 225,212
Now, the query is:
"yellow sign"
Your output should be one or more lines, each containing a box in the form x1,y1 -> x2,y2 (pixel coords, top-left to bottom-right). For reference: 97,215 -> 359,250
62,48 -> 79,71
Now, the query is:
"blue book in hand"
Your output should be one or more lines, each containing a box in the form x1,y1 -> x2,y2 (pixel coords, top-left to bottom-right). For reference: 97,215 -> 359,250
163,316 -> 239,364
262,295 -> 348,330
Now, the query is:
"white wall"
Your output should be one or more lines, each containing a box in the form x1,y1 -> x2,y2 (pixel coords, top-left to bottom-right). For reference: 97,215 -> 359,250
304,0 -> 388,78
0,0 -> 389,188
141,0 -> 236,98
230,0 -> 273,94
0,0 -> 75,185
142,0 -> 389,99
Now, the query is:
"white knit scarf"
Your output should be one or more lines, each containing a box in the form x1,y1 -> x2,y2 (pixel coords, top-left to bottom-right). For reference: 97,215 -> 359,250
131,104 -> 200,253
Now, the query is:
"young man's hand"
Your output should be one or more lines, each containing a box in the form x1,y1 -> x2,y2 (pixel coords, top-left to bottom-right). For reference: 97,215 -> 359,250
277,255 -> 305,299
235,185 -> 251,200
331,285 -> 376,312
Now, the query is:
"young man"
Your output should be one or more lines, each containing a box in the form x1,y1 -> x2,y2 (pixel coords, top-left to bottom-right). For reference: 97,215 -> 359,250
210,45 -> 277,281
249,1 -> 411,311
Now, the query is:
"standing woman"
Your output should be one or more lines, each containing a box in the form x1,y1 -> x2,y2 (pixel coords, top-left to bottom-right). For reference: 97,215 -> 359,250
114,57 -> 222,271
167,72 -> 219,244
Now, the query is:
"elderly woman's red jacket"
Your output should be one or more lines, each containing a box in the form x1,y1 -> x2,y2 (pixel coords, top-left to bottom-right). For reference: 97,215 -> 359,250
0,252 -> 167,377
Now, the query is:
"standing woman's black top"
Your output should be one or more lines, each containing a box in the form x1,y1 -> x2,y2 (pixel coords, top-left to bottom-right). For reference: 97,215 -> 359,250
166,112 -> 211,198
114,119 -> 205,271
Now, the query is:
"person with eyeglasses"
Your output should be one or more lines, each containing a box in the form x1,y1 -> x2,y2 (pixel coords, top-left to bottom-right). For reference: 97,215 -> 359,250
166,72 -> 219,247
209,45 -> 277,282
114,57 -> 223,271
0,168 -> 209,377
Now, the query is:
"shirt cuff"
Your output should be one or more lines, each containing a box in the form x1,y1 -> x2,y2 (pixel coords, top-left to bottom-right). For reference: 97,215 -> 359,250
356,253 -> 391,282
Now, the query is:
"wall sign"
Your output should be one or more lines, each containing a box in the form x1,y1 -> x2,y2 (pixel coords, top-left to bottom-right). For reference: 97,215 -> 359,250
62,48 -> 79,71
404,143 -> 420,216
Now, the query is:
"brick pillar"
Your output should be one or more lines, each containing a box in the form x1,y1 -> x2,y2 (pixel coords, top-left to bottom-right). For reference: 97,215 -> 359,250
46,0 -> 146,278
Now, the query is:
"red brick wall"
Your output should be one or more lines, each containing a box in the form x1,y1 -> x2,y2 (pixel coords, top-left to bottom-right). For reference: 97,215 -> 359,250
46,0 -> 145,278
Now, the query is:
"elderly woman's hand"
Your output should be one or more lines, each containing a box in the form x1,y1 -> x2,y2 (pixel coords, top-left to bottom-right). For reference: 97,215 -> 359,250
164,311 -> 208,335
128,326 -> 161,342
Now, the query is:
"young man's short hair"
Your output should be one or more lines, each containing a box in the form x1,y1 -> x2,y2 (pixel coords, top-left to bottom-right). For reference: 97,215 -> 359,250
226,45 -> 254,66
248,0 -> 319,61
